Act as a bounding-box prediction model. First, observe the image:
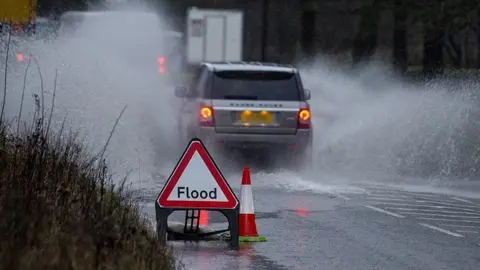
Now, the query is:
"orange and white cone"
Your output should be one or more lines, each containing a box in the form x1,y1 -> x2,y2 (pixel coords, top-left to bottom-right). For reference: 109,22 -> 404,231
239,167 -> 266,242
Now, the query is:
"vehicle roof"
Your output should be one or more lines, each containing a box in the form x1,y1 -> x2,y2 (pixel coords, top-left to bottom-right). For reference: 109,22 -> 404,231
203,61 -> 297,73
59,10 -> 161,24
36,17 -> 52,23
58,10 -> 183,37
60,10 -> 158,18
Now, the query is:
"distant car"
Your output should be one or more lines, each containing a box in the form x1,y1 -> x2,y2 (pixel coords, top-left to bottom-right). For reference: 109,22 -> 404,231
174,61 -> 313,170
5,17 -> 57,66
34,17 -> 58,40
57,10 -> 184,76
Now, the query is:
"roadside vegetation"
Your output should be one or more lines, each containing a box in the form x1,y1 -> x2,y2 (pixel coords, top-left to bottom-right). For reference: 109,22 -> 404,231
0,39 -> 176,269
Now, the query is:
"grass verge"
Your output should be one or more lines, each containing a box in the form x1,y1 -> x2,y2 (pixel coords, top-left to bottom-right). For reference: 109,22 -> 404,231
0,35 -> 176,269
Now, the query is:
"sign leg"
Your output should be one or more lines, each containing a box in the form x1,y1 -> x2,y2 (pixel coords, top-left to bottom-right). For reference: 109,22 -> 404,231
156,204 -> 173,243
221,207 -> 239,249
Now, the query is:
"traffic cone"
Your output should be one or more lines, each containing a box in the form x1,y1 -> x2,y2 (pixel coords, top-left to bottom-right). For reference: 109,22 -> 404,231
199,210 -> 209,227
239,167 -> 266,242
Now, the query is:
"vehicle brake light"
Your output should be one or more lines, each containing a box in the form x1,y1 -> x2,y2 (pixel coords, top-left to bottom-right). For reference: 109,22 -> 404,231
297,108 -> 311,129
157,56 -> 165,74
199,105 -> 214,126
16,53 -> 24,62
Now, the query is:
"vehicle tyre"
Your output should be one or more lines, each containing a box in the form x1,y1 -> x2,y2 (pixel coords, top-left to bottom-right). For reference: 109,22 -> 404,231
302,147 -> 314,172
176,121 -> 191,151
176,122 -> 184,149
288,145 -> 314,173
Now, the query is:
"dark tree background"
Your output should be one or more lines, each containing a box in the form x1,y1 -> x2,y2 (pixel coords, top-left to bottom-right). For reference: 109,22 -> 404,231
33,0 -> 480,77
351,0 -> 380,67
37,0 -> 104,18
393,0 -> 408,74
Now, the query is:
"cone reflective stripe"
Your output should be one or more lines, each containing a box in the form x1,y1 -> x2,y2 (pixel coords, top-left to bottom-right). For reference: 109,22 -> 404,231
239,167 -> 266,242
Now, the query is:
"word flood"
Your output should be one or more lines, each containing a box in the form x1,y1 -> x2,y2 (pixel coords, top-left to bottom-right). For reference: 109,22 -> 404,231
177,186 -> 217,199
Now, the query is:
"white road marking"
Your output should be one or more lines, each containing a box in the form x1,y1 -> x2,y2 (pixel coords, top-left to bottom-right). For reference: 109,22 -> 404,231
439,224 -> 479,228
367,198 -> 479,208
396,213 -> 480,219
456,230 -> 479,234
417,218 -> 480,223
385,207 -> 478,214
451,197 -> 477,205
367,192 -> 442,199
363,186 -> 441,196
368,202 -> 479,211
419,223 -> 464,237
365,205 -> 405,218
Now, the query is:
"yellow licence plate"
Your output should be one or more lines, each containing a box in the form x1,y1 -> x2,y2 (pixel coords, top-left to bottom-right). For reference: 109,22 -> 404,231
240,111 -> 273,124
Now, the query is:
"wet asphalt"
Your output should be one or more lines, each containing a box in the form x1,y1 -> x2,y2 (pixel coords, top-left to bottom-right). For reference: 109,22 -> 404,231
141,173 -> 480,270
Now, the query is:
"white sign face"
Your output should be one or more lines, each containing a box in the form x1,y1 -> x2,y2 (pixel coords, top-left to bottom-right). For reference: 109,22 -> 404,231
166,150 -> 228,202
157,139 -> 238,209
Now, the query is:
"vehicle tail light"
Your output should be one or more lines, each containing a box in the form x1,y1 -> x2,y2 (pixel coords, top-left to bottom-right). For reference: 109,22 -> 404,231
199,105 -> 214,126
297,108 -> 311,129
157,56 -> 165,74
16,53 -> 31,63
16,53 -> 24,62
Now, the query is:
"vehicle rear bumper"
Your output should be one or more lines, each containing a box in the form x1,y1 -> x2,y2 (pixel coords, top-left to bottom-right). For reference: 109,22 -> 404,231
194,127 -> 312,151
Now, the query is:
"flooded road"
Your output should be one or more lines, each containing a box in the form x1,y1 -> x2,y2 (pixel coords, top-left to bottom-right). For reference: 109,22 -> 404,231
141,171 -> 480,270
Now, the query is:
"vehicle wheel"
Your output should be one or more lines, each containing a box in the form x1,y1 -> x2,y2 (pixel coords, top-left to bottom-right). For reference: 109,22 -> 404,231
176,122 -> 188,150
289,147 -> 313,173
302,148 -> 314,172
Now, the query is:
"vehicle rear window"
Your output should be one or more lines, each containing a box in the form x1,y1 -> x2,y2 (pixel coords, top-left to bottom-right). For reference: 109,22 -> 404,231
210,71 -> 300,101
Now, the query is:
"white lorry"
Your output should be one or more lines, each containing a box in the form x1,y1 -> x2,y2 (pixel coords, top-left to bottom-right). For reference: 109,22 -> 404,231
184,7 -> 244,66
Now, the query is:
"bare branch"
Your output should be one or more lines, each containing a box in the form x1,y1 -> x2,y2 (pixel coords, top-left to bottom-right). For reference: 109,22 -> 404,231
1,27 -> 11,124
87,105 -> 128,167
17,54 -> 33,134
45,69 -> 58,139
99,105 -> 127,162
55,111 -> 68,149
33,57 -> 45,122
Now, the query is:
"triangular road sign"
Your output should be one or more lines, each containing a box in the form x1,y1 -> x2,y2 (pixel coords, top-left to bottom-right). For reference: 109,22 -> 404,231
157,138 -> 239,209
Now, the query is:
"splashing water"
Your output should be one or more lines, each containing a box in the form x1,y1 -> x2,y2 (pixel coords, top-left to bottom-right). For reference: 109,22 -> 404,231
1,2 -> 183,189
300,58 -> 480,187
2,4 -> 479,199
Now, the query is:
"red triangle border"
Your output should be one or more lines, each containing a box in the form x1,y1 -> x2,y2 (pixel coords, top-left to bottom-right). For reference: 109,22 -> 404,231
157,139 -> 238,209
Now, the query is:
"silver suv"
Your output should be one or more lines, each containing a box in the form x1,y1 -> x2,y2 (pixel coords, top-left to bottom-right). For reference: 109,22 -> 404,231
175,61 -> 313,169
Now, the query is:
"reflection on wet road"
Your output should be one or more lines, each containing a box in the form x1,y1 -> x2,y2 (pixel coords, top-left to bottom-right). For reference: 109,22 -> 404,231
142,181 -> 480,269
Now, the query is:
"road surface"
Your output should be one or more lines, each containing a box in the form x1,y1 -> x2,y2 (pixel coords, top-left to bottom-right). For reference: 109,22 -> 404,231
141,178 -> 480,270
